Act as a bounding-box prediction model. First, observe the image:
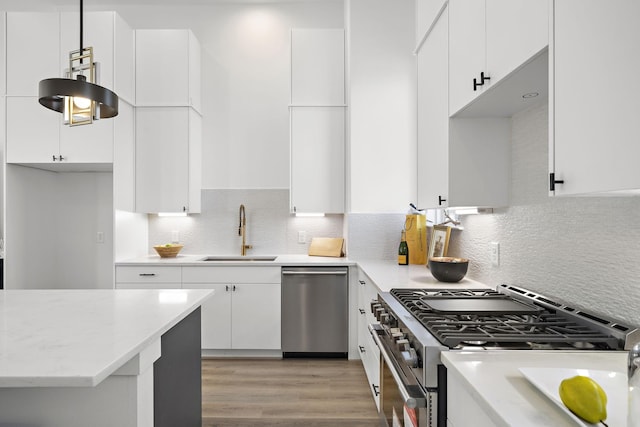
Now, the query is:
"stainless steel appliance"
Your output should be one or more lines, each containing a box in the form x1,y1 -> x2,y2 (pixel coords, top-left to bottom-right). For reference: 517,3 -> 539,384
369,284 -> 640,427
281,267 -> 348,357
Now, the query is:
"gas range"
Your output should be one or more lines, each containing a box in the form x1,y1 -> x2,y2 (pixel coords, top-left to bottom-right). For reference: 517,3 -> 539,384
371,283 -> 639,390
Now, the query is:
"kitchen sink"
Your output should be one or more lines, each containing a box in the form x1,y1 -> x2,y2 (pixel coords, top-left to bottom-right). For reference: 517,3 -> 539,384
199,255 -> 278,262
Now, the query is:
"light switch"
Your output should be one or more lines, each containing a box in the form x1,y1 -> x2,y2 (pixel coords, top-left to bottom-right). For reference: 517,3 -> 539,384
298,231 -> 306,244
96,231 -> 104,244
171,230 -> 180,243
490,242 -> 500,267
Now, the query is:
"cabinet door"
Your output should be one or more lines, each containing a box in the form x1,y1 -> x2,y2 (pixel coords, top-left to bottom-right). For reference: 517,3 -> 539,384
6,97 -> 59,164
6,12 -> 59,96
552,0 -> 640,195
185,283 -> 232,349
114,101 -> 135,211
415,0 -> 447,45
114,13 -> 135,104
485,0 -> 548,86
448,0 -> 486,115
417,7 -> 449,209
59,117 -> 113,164
291,29 -> 345,106
136,30 -> 191,106
115,283 -> 181,289
231,283 -> 281,350
290,107 -> 345,213
135,107 -> 190,213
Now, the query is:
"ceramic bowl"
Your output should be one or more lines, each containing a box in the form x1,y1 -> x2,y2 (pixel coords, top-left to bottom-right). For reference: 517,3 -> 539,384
428,257 -> 469,283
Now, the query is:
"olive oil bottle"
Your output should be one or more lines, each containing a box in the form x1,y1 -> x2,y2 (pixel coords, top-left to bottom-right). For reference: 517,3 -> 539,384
398,230 -> 409,265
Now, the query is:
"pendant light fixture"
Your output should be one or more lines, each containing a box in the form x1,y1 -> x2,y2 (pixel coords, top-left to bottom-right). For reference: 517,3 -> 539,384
38,0 -> 118,126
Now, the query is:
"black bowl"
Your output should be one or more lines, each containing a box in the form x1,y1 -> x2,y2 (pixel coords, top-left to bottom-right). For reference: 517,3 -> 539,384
428,257 -> 469,283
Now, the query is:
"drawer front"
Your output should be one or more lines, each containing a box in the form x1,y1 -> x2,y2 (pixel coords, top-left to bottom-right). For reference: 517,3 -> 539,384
116,266 -> 182,283
181,266 -> 280,284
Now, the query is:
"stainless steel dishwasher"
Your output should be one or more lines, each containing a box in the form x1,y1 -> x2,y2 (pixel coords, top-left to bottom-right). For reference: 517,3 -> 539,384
281,266 -> 349,357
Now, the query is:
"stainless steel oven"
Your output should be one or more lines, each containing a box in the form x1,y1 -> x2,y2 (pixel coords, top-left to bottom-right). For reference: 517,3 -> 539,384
370,323 -> 432,427
368,285 -> 639,427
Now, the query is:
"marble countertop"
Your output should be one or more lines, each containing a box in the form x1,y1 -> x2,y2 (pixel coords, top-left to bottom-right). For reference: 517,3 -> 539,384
117,255 -> 490,292
116,253 -> 356,267
356,259 -> 490,292
0,289 -> 213,388
442,350 -> 628,427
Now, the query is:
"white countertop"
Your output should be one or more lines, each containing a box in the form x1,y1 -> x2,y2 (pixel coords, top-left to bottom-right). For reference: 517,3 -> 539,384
356,259 -> 490,292
0,289 -> 213,388
442,350 -> 628,427
116,253 -> 356,267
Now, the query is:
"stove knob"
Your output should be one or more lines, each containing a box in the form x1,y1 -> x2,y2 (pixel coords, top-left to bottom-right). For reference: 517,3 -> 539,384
375,308 -> 386,321
396,338 -> 409,352
401,348 -> 419,368
370,303 -> 382,314
391,332 -> 404,340
380,313 -> 390,323
389,328 -> 401,335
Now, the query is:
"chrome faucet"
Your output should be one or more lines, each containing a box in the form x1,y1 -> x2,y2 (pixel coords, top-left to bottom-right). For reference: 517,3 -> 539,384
238,204 -> 253,256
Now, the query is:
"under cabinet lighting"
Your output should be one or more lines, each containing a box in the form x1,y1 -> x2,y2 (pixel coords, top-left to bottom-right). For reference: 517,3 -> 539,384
452,207 -> 494,215
294,213 -> 325,217
158,212 -> 188,217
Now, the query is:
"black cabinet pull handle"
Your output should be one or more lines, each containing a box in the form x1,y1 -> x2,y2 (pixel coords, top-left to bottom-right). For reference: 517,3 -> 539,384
359,280 -> 366,285
438,195 -> 447,206
225,285 -> 229,291
372,384 -> 380,396
59,155 -> 64,161
52,155 -> 56,161
473,71 -> 491,91
139,273 -> 156,277
359,309 -> 366,314
549,173 -> 564,191
233,285 -> 236,291
359,345 -> 365,353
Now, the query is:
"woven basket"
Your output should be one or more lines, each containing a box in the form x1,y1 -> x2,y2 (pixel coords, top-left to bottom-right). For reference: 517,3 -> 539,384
153,244 -> 184,258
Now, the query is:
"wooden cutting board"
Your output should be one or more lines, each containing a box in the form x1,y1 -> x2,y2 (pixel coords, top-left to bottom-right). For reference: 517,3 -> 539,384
308,237 -> 344,257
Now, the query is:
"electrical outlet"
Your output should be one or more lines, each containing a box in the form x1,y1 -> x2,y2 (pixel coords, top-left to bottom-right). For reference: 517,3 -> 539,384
490,242 -> 500,267
298,231 -> 306,244
96,231 -> 104,244
171,230 -> 180,243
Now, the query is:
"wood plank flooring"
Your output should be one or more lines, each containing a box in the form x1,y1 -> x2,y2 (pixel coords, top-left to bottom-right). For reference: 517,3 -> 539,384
202,358 -> 380,427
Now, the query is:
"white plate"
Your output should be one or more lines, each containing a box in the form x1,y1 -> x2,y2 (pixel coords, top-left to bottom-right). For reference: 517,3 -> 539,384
519,367 -> 627,427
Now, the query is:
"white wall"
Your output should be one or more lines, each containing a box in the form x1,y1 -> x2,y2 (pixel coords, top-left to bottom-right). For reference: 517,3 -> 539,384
449,102 -> 640,326
5,166 -> 113,289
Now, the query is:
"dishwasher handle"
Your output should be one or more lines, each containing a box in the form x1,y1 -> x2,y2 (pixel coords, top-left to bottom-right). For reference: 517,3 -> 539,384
282,270 -> 347,276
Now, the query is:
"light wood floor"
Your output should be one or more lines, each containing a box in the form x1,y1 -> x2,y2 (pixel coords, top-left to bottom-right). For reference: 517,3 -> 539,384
202,358 -> 380,427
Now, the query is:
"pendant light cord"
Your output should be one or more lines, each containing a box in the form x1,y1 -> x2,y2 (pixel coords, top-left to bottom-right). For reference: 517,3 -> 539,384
79,0 -> 83,64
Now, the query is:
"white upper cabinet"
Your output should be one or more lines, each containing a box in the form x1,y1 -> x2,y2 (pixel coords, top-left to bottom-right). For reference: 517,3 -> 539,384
135,107 -> 202,214
5,11 -> 134,169
113,101 -> 135,211
290,29 -> 345,106
550,0 -> 640,196
417,6 -> 449,209
290,28 -> 345,213
448,0 -> 548,116
6,12 -> 60,96
135,29 -> 201,112
290,107 -> 345,214
415,0 -> 447,47
417,6 -> 510,210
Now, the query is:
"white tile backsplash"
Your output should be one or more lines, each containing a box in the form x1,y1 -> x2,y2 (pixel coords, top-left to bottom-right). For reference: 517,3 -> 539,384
148,189 -> 343,256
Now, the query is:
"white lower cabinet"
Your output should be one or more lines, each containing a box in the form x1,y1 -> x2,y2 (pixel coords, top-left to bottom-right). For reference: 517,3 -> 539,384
357,270 -> 380,410
447,371 -> 495,427
182,266 -> 281,351
115,266 -> 182,289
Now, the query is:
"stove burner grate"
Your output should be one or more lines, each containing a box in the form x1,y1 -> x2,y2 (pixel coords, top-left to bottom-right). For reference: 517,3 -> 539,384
390,288 -> 622,349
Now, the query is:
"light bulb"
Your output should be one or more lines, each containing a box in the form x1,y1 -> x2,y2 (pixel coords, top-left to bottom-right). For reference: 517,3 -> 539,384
73,97 -> 91,109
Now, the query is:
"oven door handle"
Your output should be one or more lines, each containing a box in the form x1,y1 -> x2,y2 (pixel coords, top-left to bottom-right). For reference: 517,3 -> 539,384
369,324 -> 426,409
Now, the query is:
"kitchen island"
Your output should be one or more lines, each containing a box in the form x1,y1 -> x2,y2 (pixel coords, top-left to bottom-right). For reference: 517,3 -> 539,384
0,288 -> 213,427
